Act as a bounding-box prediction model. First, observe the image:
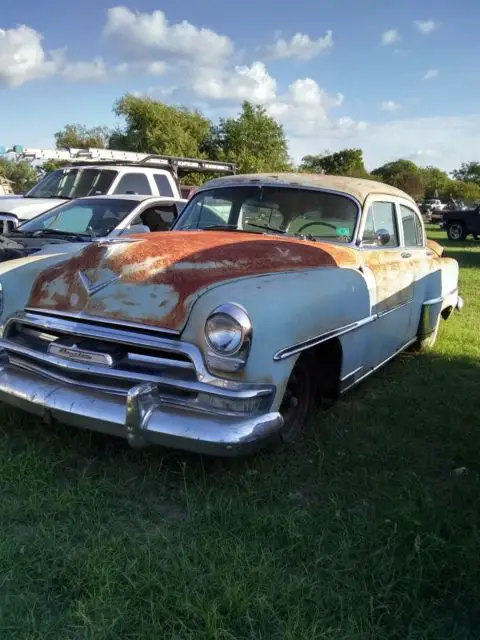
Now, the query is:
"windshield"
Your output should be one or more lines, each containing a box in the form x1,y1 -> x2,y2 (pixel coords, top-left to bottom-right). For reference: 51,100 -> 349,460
173,186 -> 359,242
17,198 -> 140,237
26,168 -> 118,199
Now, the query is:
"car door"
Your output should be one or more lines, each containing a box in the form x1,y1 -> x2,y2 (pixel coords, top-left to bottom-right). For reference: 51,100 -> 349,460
397,200 -> 430,339
358,197 -> 416,367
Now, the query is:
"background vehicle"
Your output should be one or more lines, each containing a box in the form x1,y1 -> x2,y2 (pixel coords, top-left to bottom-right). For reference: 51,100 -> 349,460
0,146 -> 235,224
440,204 -> 480,240
0,194 -> 186,263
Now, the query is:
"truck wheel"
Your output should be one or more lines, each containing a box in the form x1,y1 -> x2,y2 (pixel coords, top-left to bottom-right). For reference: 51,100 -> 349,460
447,222 -> 467,241
276,355 -> 314,445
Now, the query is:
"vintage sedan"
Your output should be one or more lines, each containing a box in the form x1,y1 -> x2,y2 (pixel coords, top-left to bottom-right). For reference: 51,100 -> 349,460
0,174 -> 463,455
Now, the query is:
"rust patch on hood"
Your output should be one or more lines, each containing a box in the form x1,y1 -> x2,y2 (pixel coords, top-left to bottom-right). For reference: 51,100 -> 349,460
27,231 -> 359,331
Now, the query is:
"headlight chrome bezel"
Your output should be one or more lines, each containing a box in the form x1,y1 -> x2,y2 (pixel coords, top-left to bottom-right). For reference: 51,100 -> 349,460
204,303 -> 252,372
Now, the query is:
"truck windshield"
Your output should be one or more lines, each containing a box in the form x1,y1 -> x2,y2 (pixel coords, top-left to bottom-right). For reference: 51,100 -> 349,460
25,168 -> 118,199
173,185 -> 359,242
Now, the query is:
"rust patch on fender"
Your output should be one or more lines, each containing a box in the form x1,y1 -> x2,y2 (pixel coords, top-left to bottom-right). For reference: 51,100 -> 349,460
27,231 -> 359,330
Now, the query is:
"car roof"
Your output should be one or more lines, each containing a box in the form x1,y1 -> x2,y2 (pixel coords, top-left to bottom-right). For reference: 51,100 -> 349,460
68,195 -> 187,204
197,173 -> 416,205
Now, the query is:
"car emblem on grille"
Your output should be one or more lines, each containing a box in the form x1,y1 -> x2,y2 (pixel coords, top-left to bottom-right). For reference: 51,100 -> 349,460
48,342 -> 114,366
78,270 -> 119,296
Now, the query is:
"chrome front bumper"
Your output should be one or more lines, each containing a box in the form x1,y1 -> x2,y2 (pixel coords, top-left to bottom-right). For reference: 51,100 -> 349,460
0,361 -> 284,455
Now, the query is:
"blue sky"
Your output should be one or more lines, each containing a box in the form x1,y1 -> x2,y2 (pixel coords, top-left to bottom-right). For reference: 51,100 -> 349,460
1,0 -> 479,170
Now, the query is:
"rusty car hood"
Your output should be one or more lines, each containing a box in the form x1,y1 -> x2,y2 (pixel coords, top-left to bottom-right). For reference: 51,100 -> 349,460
27,231 -> 359,331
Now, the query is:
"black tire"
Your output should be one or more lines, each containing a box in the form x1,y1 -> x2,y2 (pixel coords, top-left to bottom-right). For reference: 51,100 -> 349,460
276,355 -> 315,445
447,221 -> 467,241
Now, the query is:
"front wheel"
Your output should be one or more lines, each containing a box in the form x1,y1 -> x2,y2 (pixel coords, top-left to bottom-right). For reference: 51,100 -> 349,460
275,356 -> 314,446
447,222 -> 467,241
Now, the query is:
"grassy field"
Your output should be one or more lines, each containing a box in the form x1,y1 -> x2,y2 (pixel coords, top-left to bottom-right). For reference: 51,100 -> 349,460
1,227 -> 479,639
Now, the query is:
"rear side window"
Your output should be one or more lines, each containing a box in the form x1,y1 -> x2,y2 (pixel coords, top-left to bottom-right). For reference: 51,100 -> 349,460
361,202 -> 399,247
400,204 -> 424,247
114,173 -> 152,195
153,174 -> 174,197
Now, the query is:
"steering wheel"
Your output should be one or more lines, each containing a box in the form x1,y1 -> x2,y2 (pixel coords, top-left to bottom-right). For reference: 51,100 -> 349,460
294,220 -> 339,235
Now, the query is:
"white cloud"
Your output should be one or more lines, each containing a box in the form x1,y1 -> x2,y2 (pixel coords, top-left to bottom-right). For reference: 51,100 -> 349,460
63,57 -> 107,82
381,29 -> 400,45
423,68 -> 439,80
270,31 -> 334,61
103,6 -> 234,68
414,20 -> 437,35
266,78 -> 366,142
287,114 -> 480,172
380,100 -> 400,112
192,61 -> 277,102
0,25 -> 62,87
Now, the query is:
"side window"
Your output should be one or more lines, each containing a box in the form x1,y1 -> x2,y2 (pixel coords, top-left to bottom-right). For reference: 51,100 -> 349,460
400,204 -> 424,247
138,206 -> 176,232
114,173 -> 152,195
361,201 -> 399,247
153,174 -> 174,197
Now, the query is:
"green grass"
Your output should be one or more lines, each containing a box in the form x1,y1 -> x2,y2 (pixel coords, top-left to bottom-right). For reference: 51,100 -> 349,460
1,227 -> 480,639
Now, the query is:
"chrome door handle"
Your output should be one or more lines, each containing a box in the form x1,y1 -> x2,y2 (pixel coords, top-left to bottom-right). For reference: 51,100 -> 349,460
401,251 -> 412,258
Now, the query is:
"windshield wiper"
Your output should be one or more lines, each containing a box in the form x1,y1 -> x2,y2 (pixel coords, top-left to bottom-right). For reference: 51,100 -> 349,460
31,229 -> 91,242
244,223 -> 287,235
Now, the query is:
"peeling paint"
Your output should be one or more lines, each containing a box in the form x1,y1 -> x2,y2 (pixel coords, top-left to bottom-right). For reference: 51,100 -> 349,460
27,231 -> 359,331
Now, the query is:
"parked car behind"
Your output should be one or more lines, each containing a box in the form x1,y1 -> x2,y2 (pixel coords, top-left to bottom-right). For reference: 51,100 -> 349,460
440,204 -> 480,240
0,147 -> 234,224
0,194 -> 186,264
0,173 -> 463,456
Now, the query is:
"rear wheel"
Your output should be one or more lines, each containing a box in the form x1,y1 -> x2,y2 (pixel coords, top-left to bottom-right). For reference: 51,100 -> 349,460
447,221 -> 467,241
411,315 -> 440,352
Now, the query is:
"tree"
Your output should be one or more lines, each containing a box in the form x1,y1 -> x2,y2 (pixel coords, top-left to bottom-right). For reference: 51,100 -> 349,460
110,94 -> 211,158
0,158 -> 38,193
451,161 -> 480,185
207,101 -> 291,174
419,165 -> 451,198
443,179 -> 480,202
299,149 -> 369,178
42,160 -> 69,173
371,159 -> 425,200
55,124 -> 111,149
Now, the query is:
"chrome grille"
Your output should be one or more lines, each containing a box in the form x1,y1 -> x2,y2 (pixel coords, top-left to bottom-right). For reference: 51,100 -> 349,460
1,312 -> 198,396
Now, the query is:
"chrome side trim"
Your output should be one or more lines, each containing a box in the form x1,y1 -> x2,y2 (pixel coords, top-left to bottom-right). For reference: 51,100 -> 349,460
376,300 -> 411,318
423,287 -> 458,306
273,314 -> 376,361
340,337 -> 417,394
24,307 -> 181,336
340,365 -> 363,382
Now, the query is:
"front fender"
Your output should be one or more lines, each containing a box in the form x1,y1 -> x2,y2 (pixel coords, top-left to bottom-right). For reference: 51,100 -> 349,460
181,266 -> 372,407
0,247 -> 80,332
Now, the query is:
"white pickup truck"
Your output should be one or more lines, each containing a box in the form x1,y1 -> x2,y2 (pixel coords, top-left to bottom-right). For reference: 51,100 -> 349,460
0,147 -> 236,225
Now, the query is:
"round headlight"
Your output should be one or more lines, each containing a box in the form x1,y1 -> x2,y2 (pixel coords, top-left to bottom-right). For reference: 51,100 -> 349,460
204,304 -> 251,356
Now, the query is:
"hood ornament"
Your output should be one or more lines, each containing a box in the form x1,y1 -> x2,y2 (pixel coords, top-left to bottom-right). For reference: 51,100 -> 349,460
78,271 -> 119,297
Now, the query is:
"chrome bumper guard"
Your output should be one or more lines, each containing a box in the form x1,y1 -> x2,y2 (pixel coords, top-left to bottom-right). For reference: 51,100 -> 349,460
0,313 -> 284,455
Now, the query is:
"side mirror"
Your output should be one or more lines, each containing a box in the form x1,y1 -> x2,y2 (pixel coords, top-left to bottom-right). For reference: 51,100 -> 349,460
375,228 -> 391,246
120,224 -> 150,236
